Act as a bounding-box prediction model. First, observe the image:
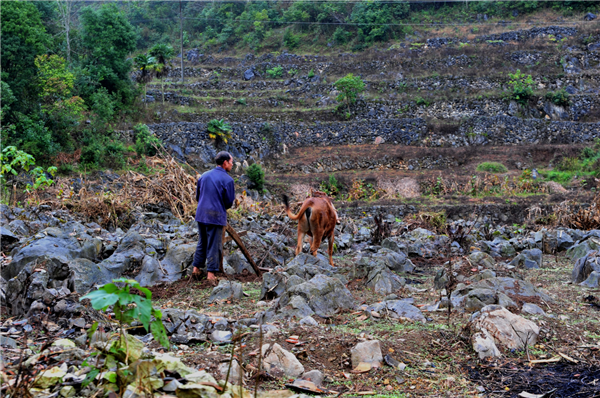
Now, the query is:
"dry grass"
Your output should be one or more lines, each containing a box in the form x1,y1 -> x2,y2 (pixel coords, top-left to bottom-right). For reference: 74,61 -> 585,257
378,177 -> 420,199
289,183 -> 314,200
44,153 -> 199,229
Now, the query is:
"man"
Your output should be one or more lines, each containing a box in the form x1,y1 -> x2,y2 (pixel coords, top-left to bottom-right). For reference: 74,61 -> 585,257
192,151 -> 235,281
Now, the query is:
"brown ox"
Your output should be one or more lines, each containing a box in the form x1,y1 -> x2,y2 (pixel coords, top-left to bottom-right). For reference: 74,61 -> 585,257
282,193 -> 337,266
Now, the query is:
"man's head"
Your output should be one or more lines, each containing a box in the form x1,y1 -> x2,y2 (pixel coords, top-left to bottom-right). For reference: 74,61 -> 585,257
215,151 -> 233,172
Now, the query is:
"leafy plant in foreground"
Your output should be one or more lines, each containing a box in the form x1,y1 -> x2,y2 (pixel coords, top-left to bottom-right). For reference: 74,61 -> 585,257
80,278 -> 169,350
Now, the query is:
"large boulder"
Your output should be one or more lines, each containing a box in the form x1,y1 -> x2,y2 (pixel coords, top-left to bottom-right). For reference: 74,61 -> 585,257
510,248 -> 542,269
208,280 -> 243,303
469,305 -> 539,358
97,231 -> 145,277
367,298 -> 426,321
159,242 -> 196,283
3,227 -> 101,280
567,238 -> 600,260
468,251 -> 495,269
277,274 -> 356,318
0,226 -> 19,251
351,340 -> 383,368
451,277 -> 552,312
261,343 -> 304,378
572,250 -> 600,287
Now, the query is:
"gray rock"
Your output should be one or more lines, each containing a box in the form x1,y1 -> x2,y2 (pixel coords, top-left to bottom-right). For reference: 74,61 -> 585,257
1,226 -> 19,249
209,280 -> 244,303
299,316 -> 319,327
3,228 -> 101,280
470,305 -> 539,352
521,303 -> 546,316
244,69 -> 255,80
572,251 -> 600,283
225,252 -> 256,275
583,12 -> 597,21
279,274 -> 356,318
567,240 -> 600,260
211,330 -> 232,343
262,343 -> 304,378
452,277 -> 552,311
469,251 -> 495,269
135,256 -> 162,287
380,299 -> 426,321
510,248 -> 542,269
300,370 -> 323,386
98,231 -> 145,278
351,340 -> 383,368
159,243 -> 196,282
581,271 -> 600,288
69,258 -> 116,293
472,330 -> 502,359
556,231 -> 574,251
0,336 -> 18,348
218,360 -> 242,384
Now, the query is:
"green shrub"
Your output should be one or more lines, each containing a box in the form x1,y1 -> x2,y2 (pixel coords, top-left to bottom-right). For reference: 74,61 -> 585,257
236,98 -> 247,106
246,163 -> 265,191
80,141 -> 103,166
283,28 -> 300,49
207,119 -> 232,144
545,89 -> 570,107
508,69 -> 534,105
334,73 -> 366,114
581,146 -> 597,160
308,69 -> 315,79
57,163 -> 74,175
103,140 -> 126,169
320,174 -> 342,196
558,156 -> 580,171
134,123 -> 161,157
415,97 -> 431,107
266,65 -> 283,78
476,162 -> 508,173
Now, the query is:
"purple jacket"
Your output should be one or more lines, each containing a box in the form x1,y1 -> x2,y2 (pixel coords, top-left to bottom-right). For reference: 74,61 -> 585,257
195,167 -> 235,226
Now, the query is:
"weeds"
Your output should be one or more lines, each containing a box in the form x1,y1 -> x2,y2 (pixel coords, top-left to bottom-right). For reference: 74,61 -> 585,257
476,162 -> 508,173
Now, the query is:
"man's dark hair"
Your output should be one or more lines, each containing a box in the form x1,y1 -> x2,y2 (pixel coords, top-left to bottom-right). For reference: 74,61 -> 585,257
215,151 -> 232,166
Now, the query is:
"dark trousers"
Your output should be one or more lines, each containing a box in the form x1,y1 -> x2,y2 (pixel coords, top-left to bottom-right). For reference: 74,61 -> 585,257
192,223 -> 223,273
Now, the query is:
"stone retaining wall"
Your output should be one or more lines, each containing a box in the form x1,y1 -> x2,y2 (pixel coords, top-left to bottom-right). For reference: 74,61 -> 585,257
145,117 -> 600,167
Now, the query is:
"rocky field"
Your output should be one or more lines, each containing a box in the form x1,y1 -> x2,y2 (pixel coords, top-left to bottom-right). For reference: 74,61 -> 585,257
2,12 -> 600,398
1,186 -> 600,397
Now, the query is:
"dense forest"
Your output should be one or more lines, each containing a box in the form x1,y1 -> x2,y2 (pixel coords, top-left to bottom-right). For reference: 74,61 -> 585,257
0,0 -> 597,176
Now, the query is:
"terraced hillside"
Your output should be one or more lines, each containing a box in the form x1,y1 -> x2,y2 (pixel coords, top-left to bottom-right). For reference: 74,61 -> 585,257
139,21 -> 600,217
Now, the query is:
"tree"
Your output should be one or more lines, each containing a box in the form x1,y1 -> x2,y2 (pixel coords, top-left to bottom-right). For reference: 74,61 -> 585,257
35,54 -> 86,152
149,44 -> 175,104
134,53 -> 158,105
80,4 -> 137,108
0,1 -> 50,117
508,69 -> 534,105
55,0 -> 76,65
334,74 -> 366,115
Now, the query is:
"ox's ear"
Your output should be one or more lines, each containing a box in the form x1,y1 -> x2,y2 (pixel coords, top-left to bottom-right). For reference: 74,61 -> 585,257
282,194 -> 290,208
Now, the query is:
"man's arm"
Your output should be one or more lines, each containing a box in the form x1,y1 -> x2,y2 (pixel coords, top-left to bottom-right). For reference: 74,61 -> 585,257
223,179 -> 235,210
196,177 -> 202,202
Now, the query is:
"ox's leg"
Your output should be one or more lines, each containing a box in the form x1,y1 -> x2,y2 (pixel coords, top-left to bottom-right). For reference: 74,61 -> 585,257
327,232 -> 335,266
296,227 -> 305,256
310,234 -> 323,259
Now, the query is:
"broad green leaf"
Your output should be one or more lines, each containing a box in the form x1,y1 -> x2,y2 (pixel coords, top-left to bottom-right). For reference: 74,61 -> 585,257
82,368 -> 100,388
151,320 -> 170,349
81,291 -> 119,310
117,291 -> 133,306
133,296 -> 152,330
137,286 -> 152,300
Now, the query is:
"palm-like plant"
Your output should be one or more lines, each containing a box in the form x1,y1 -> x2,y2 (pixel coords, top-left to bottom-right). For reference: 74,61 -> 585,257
134,54 -> 157,106
207,119 -> 232,144
149,44 -> 175,104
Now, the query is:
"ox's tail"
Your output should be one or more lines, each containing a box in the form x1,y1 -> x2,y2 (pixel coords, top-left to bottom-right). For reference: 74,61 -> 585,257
282,194 -> 312,221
